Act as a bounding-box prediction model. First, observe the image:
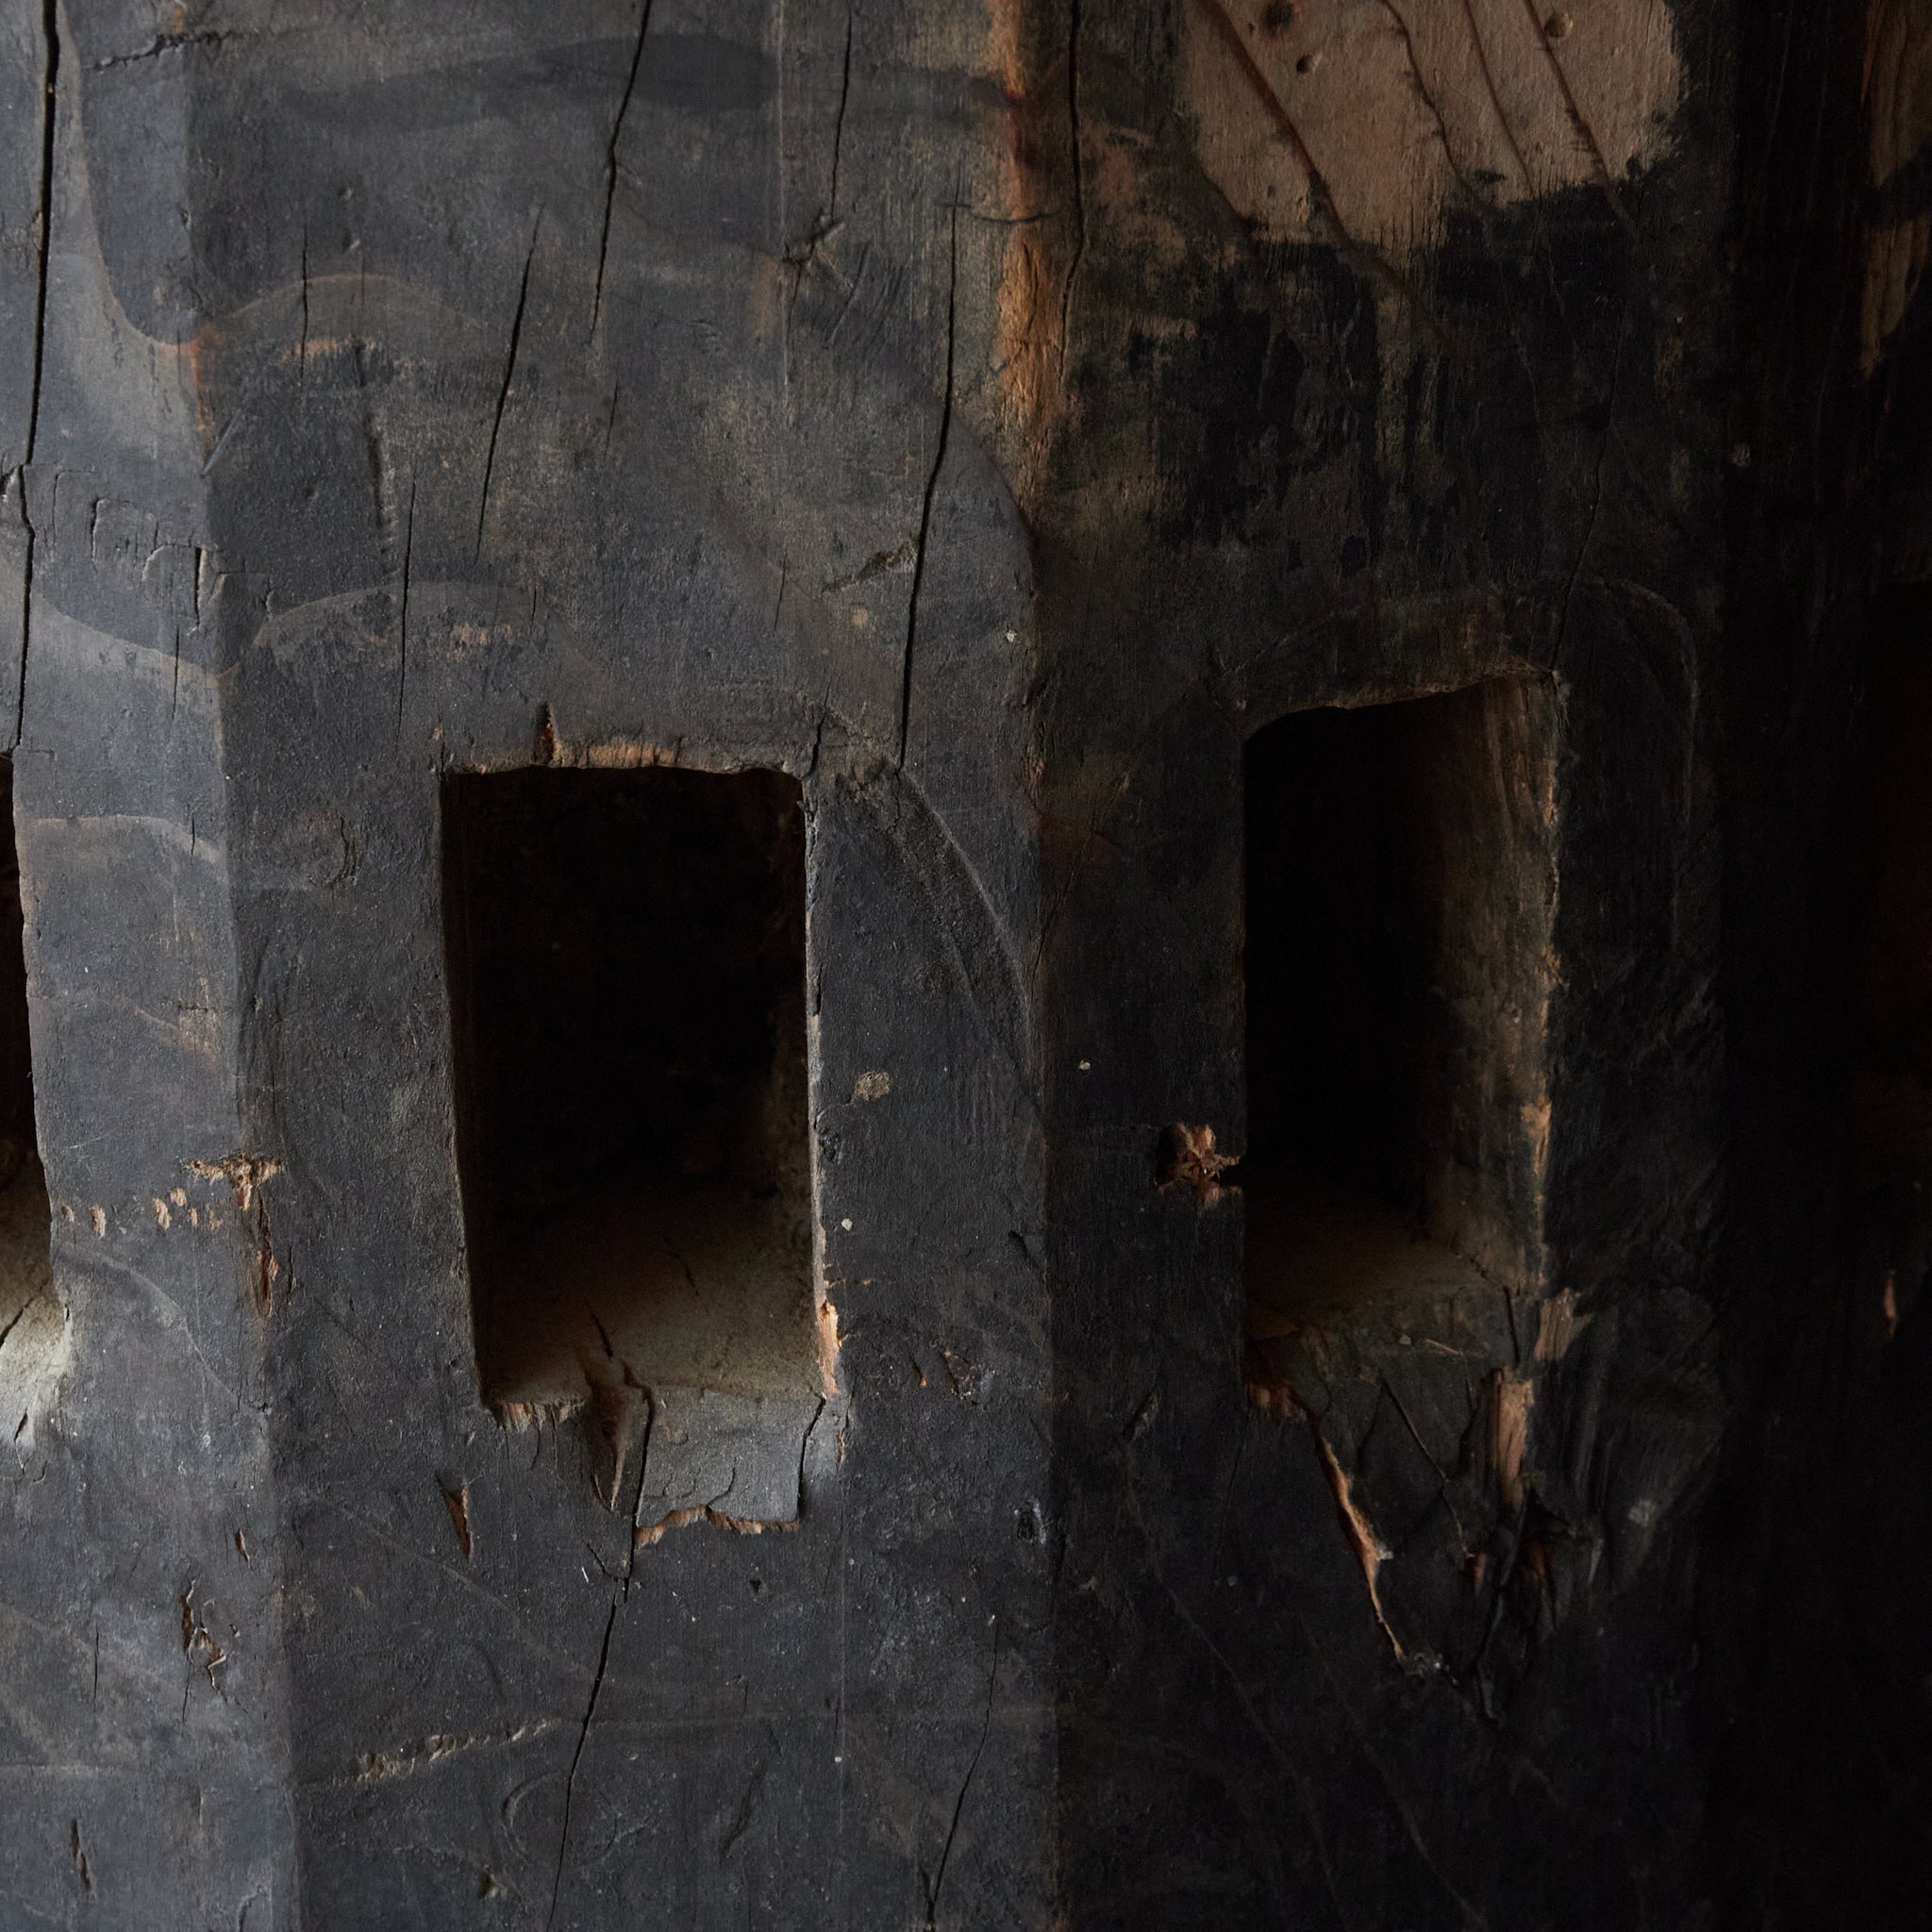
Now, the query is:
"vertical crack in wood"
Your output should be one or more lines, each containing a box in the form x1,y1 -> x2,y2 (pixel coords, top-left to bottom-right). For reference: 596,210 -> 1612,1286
546,1393 -> 654,1916
475,215 -> 541,561
24,0 -> 56,471
546,1597 -> 618,1931
827,7 -> 855,226
590,0 -> 655,342
13,0 -> 58,748
1058,0 -> 1085,370
921,1617 -> 999,1929
899,200 -> 958,772
394,479 -> 415,741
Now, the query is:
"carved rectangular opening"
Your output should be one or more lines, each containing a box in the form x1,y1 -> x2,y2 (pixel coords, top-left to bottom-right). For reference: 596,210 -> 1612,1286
441,764 -> 817,1412
1242,678 -> 1556,1332
0,757 -> 54,1372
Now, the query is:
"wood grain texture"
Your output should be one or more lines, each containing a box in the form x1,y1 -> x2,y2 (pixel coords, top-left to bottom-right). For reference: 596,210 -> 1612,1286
0,0 -> 1924,1924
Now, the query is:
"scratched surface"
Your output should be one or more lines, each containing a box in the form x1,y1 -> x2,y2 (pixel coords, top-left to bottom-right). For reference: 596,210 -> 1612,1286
0,0 -> 1926,1926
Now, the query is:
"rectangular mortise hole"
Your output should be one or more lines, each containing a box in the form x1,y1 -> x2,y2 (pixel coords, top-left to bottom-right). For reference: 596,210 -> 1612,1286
0,757 -> 53,1341
441,764 -> 817,1410
1242,679 -> 1555,1329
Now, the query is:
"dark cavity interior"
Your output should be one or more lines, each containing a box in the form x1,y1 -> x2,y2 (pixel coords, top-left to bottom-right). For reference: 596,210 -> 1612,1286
1242,680 -> 1555,1331
441,763 -> 817,1410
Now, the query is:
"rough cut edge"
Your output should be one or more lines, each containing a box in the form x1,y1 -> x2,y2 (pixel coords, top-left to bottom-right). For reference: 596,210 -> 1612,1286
1310,1426 -> 1405,1660
633,1506 -> 800,1549
0,1289 -> 67,1459
492,1396 -> 582,1430
815,1286 -> 841,1399
1243,1352 -> 1404,1659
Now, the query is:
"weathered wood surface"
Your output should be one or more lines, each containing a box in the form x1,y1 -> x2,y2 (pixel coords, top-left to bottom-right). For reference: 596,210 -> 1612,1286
0,1 -> 1922,1925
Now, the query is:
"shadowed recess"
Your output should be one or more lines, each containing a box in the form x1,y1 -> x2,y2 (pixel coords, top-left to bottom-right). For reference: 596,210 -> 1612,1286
441,764 -> 816,1411
0,757 -> 56,1424
1242,678 -> 1555,1349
